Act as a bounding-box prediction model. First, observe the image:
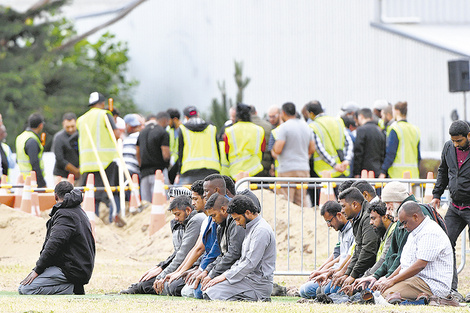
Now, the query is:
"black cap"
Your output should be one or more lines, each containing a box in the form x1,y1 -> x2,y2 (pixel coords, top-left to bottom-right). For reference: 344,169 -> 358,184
183,106 -> 198,118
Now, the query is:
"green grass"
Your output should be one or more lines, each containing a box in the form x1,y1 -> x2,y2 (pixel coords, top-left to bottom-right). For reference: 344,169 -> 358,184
0,293 -> 468,313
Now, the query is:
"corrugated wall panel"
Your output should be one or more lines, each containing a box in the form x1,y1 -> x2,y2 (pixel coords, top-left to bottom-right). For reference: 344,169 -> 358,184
382,0 -> 470,23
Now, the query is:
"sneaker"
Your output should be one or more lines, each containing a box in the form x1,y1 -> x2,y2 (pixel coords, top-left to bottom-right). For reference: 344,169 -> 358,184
439,294 -> 464,307
114,215 -> 127,227
119,285 -> 137,294
450,289 -> 464,303
465,292 -> 470,303
360,289 -> 375,304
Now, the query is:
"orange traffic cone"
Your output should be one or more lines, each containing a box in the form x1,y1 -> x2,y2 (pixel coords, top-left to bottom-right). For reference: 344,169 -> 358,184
129,174 -> 141,214
82,174 -> 96,236
368,171 -> 375,179
54,176 -> 62,186
402,171 -> 412,193
30,171 -> 37,188
319,171 -> 335,208
13,175 -> 24,210
20,176 -> 32,214
361,169 -> 368,179
31,192 -> 41,217
0,175 -> 8,195
67,174 -> 75,184
423,172 -> 434,203
149,170 -> 167,236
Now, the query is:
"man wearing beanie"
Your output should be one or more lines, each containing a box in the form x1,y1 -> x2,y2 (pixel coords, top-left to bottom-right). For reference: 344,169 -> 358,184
353,181 -> 435,295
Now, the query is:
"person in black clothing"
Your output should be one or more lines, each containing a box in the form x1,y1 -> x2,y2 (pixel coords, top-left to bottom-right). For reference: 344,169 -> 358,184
52,113 -> 80,182
431,120 -> 470,302
136,112 -> 170,202
353,108 -> 386,178
19,181 -> 95,295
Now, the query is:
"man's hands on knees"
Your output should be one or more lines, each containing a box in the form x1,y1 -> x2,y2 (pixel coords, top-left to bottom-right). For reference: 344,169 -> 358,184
140,266 -> 162,282
192,270 -> 208,289
202,274 -> 226,291
153,275 -> 169,294
353,276 -> 377,290
20,270 -> 38,285
185,268 -> 202,285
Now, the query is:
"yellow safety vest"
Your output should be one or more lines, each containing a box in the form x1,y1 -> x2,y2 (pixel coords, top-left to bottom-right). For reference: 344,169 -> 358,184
378,118 -> 385,130
376,222 -> 397,262
225,121 -> 264,178
310,115 -> 350,177
166,126 -> 179,165
15,131 -> 45,178
271,126 -> 280,177
387,121 -> 421,179
219,139 -> 230,176
77,108 -> 118,173
180,124 -> 220,174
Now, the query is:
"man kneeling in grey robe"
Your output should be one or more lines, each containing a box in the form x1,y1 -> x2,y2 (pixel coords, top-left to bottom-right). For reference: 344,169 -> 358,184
203,194 -> 276,301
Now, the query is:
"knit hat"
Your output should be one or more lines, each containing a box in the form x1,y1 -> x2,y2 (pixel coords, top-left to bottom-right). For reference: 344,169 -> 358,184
381,181 -> 409,203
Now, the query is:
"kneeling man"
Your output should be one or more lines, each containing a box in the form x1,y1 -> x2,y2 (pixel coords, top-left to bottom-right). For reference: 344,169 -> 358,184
19,181 -> 95,295
203,195 -> 276,301
377,202 -> 453,302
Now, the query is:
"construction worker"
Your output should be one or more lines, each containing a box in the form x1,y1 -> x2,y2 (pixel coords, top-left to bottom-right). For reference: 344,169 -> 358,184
379,101 -> 421,179
15,113 -> 46,187
306,100 -> 353,178
176,106 -> 220,185
0,124 -> 15,178
166,109 -> 181,184
224,103 -> 265,179
76,91 -> 124,226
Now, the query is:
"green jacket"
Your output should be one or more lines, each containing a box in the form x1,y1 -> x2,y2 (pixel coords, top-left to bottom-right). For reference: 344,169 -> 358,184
373,194 -> 433,279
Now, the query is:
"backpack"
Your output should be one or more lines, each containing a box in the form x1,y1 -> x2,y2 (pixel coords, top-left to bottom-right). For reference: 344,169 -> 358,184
420,203 -> 448,234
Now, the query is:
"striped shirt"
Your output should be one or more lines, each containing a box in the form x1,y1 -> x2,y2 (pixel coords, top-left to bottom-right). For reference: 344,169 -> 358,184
122,132 -> 140,175
400,216 -> 453,297
313,127 -> 354,166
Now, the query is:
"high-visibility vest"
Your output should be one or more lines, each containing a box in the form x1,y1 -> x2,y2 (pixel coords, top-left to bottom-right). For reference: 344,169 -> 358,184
15,131 -> 45,177
378,118 -> 385,130
387,121 -> 420,179
180,124 -> 220,174
310,115 -> 350,177
225,121 -> 264,178
77,108 -> 118,173
219,140 -> 230,176
376,222 -> 397,262
166,126 -> 179,166
271,127 -> 280,177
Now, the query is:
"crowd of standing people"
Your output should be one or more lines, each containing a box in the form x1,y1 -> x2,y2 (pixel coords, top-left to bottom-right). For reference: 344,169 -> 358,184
5,92 -> 470,306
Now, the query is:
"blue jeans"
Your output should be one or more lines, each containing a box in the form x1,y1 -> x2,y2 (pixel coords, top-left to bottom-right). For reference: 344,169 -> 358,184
299,281 -> 340,299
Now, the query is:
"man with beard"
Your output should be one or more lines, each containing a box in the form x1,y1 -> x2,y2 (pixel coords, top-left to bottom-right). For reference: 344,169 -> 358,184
298,201 -> 354,299
431,120 -> 470,302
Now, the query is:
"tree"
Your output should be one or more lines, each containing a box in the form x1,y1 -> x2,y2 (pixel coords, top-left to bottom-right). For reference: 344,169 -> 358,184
208,61 -> 251,130
0,2 -> 139,150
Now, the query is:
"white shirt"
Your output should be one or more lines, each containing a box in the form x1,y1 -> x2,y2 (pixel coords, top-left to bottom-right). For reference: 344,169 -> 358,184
399,217 -> 453,297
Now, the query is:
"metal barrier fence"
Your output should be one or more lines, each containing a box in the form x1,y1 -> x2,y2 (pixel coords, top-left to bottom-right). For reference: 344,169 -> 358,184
235,176 -> 469,276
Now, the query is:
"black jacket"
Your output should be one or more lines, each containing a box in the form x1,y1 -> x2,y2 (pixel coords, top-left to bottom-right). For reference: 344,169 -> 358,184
205,215 -> 245,278
345,200 -> 380,279
353,121 -> 386,177
433,140 -> 470,205
34,190 -> 95,287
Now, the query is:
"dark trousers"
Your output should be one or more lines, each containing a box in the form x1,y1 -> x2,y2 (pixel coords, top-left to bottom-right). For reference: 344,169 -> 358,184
444,203 -> 470,290
81,162 -> 121,223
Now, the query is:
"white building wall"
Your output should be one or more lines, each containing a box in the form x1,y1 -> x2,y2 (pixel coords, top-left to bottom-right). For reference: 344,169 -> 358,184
5,1 -> 467,151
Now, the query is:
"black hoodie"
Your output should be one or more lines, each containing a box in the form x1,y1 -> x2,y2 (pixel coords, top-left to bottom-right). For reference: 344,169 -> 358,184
34,189 -> 95,293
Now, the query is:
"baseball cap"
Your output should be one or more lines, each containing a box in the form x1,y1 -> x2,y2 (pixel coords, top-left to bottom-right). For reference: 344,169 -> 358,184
183,106 -> 198,118
89,92 -> 106,106
124,114 -> 141,127
341,101 -> 359,113
116,116 -> 126,130
373,99 -> 390,111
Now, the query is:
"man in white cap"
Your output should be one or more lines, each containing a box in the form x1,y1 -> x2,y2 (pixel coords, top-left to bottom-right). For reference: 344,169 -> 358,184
76,91 -> 125,226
